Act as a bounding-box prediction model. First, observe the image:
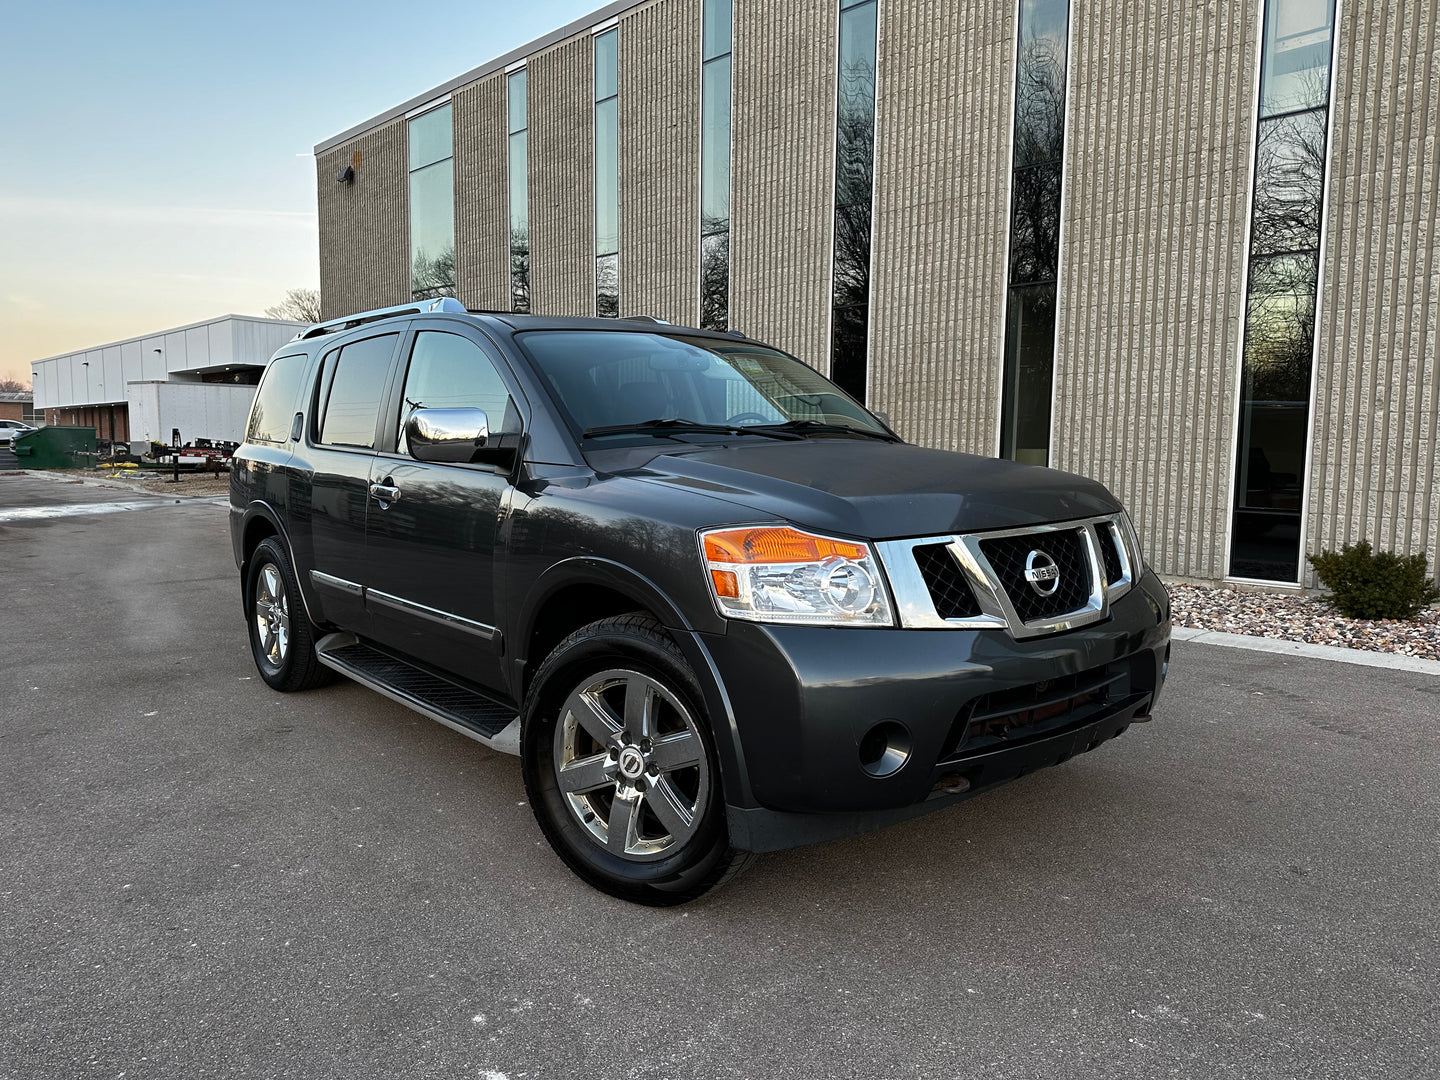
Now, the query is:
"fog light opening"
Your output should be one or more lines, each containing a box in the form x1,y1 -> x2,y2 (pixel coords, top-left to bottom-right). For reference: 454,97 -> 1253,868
859,720 -> 911,778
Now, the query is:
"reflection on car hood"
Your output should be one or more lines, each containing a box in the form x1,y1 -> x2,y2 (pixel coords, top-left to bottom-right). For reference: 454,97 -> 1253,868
619,440 -> 1121,538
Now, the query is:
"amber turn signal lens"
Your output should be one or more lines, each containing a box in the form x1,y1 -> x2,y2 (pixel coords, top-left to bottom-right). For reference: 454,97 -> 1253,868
710,568 -> 740,598
703,526 -> 868,564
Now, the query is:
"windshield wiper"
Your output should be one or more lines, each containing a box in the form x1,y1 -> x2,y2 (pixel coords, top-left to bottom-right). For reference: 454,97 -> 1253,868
747,419 -> 901,442
581,418 -> 803,441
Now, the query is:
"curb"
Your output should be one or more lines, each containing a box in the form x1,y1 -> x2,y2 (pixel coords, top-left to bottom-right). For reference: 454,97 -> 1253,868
1171,626 -> 1440,677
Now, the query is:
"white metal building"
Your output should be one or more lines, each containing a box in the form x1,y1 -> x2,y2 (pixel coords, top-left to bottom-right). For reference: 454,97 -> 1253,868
29,315 -> 304,445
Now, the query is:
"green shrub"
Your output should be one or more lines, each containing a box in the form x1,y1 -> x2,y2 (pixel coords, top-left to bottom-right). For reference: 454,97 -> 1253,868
1308,541 -> 1440,621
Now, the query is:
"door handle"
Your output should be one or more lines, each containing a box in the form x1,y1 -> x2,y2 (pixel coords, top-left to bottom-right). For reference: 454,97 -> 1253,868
369,482 -> 402,507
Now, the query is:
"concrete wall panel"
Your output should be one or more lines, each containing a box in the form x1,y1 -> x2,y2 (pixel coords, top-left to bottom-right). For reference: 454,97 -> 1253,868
1052,1 -> 1260,580
316,118 -> 410,320
1308,0 -> 1440,576
454,74 -> 511,311
729,1 -> 835,370
618,0 -> 701,322
529,36 -> 595,316
870,0 -> 1014,455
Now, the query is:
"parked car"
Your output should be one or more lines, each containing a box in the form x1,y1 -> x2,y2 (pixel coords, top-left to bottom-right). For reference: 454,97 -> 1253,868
0,420 -> 35,446
230,298 -> 1170,904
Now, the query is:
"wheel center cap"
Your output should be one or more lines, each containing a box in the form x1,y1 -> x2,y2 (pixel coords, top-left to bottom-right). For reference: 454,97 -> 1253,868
617,746 -> 646,780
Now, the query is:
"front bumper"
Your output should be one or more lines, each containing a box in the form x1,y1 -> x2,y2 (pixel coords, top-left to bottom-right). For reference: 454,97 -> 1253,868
699,570 -> 1170,851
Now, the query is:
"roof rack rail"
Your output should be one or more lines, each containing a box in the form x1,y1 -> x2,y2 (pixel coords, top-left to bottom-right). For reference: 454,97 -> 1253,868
623,314 -> 671,325
296,296 -> 468,340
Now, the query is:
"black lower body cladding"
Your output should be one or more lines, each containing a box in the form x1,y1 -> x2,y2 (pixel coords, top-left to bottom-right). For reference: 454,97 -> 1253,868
696,570 -> 1171,848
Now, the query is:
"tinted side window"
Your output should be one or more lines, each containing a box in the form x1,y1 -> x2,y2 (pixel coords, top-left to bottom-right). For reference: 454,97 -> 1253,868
246,354 -> 308,444
397,331 -> 517,455
319,334 -> 397,449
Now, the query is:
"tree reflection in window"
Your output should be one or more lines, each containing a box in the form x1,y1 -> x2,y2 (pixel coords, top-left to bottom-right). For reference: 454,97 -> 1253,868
828,0 -> 877,404
409,103 -> 456,301
1230,0 -> 1335,582
594,30 -> 620,317
1000,0 -> 1069,466
508,70 -> 531,313
699,0 -> 732,329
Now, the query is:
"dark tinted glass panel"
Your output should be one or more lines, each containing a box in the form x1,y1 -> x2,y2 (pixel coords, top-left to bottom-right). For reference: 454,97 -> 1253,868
836,3 -> 877,201
829,0 -> 877,404
507,69 -> 527,134
595,97 -> 619,256
700,58 -> 732,232
596,253 -> 619,318
1250,110 -> 1327,256
1259,0 -> 1335,117
702,0 -> 732,61
1230,0 -> 1333,581
594,29 -> 618,101
247,354 -> 307,444
410,161 -> 455,299
1008,163 -> 1062,285
1001,0 -> 1069,464
397,332 -> 515,455
320,335 -> 396,449
1012,0 -> 1068,167
699,232 -> 729,331
999,283 -> 1056,466
408,104 -> 452,171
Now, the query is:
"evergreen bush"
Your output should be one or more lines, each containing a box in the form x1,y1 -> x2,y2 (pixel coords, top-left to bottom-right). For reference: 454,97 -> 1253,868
1308,541 -> 1440,621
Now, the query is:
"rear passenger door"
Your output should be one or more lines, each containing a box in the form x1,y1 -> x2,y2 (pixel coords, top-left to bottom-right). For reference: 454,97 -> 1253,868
303,330 -> 403,634
360,324 -> 525,694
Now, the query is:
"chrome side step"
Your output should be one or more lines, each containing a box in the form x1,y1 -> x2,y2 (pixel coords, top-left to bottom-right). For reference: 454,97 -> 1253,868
315,633 -> 521,756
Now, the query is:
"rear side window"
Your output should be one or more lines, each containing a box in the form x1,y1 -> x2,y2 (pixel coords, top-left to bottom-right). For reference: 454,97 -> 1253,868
319,334 -> 398,449
396,331 -> 517,455
246,354 -> 308,444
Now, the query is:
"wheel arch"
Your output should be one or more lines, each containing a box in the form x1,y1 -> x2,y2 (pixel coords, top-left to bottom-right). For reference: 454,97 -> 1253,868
238,502 -> 323,626
513,558 -> 754,809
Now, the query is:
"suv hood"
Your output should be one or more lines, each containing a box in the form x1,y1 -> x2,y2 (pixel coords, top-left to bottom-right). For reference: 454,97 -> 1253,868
620,440 -> 1121,539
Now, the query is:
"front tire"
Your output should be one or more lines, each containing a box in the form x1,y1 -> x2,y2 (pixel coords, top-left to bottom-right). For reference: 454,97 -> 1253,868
245,538 -> 333,692
522,613 -> 754,905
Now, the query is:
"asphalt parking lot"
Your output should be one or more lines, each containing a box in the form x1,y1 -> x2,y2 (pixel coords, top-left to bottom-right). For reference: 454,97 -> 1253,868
2,472 -> 1436,1080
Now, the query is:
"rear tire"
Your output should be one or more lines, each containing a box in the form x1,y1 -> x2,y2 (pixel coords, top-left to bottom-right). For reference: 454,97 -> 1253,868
245,538 -> 334,692
522,613 -> 754,905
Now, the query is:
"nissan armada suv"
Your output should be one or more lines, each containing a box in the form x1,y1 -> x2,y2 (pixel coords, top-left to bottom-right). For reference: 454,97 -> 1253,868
230,298 -> 1170,904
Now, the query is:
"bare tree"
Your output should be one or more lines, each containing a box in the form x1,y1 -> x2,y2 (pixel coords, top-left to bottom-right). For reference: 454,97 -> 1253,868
265,288 -> 323,323
0,377 -> 28,393
411,246 -> 457,301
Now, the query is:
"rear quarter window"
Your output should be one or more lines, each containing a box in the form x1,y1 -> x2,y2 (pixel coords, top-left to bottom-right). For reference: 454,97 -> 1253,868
246,354 -> 308,444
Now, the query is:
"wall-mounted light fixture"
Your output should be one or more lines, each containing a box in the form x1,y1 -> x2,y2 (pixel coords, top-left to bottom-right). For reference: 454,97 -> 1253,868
337,165 -> 355,184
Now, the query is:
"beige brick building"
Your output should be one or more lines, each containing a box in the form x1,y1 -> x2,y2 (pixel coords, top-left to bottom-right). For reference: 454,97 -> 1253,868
314,0 -> 1439,590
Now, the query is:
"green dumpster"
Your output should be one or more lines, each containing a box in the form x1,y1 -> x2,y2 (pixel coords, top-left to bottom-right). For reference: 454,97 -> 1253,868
13,426 -> 97,469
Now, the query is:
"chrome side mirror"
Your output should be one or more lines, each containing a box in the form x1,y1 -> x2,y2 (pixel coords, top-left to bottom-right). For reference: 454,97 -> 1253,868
406,407 -> 489,464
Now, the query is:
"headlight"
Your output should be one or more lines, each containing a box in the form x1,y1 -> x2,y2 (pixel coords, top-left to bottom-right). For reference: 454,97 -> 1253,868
1118,511 -> 1147,573
700,525 -> 894,627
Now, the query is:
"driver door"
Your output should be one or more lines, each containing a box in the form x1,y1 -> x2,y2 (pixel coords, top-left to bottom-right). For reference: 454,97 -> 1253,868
360,325 -> 524,694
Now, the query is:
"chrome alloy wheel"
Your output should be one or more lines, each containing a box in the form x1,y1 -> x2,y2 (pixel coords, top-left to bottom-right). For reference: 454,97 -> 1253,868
554,668 -> 710,860
254,563 -> 291,668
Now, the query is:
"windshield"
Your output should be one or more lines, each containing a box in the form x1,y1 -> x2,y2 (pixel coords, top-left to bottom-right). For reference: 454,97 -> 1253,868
516,331 -> 894,442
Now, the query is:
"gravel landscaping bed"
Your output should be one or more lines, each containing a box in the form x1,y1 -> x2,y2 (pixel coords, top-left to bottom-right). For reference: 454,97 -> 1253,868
1168,581 -> 1440,661
50,467 -> 231,498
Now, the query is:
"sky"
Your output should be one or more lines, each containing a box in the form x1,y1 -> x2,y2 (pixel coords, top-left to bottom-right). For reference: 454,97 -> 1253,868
0,0 -> 599,385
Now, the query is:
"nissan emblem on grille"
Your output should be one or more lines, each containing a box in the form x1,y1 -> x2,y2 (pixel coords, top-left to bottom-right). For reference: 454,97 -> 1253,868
1024,549 -> 1060,596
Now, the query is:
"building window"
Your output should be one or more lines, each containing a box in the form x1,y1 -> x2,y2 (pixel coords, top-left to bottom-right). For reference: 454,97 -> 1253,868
829,0 -> 878,403
999,0 -> 1069,466
594,29 -> 620,317
1230,0 -> 1336,582
408,103 -> 456,300
699,0 -> 733,330
508,71 -> 530,313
